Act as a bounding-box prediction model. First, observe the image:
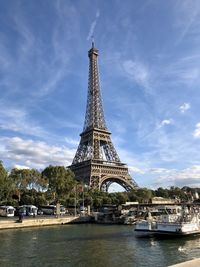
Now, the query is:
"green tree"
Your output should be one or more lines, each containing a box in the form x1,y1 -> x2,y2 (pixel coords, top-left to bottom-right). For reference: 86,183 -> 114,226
9,168 -> 30,192
168,186 -> 187,202
42,165 -> 75,202
115,192 -> 129,204
0,161 -> 14,203
128,189 -> 138,202
26,169 -> 48,191
135,188 -> 153,203
9,168 -> 47,202
155,187 -> 169,198
93,196 -> 103,208
102,195 -> 112,205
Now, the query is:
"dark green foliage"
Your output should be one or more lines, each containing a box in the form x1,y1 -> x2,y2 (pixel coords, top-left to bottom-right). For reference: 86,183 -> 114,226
20,194 -> 35,205
155,187 -> 169,198
134,188 -> 153,203
42,165 -> 76,202
0,161 -> 14,203
9,168 -> 48,191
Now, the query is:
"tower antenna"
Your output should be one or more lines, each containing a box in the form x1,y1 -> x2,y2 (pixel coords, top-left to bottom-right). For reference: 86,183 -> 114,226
91,35 -> 95,48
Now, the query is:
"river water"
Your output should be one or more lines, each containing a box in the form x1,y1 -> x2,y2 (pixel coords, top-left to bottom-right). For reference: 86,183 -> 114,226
0,224 -> 200,267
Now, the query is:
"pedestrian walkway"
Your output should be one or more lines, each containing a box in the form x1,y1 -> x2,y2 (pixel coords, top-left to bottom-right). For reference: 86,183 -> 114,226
168,258 -> 200,267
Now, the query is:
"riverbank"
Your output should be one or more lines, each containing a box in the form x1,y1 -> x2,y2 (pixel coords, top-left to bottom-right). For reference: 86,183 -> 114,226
168,258 -> 200,267
0,215 -> 91,230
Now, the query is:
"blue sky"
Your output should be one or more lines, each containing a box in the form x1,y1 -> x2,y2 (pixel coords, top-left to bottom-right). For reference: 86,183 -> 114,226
1,0 -> 200,189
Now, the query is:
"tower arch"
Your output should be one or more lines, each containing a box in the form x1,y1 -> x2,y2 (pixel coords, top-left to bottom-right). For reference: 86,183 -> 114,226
100,176 -> 135,192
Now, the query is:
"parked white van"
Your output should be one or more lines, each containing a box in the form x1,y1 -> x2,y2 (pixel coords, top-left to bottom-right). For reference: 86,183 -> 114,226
0,206 -> 15,217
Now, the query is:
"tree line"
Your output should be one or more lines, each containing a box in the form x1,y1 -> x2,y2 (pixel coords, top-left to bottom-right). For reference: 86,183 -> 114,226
0,161 -> 199,209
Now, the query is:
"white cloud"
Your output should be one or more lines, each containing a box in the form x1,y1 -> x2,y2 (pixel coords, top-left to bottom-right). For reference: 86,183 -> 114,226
128,166 -> 145,174
179,103 -> 190,113
0,136 -> 76,169
65,137 -> 79,146
149,168 -> 171,174
0,104 -> 46,138
161,119 -> 172,126
193,122 -> 200,138
174,0 -> 200,45
12,14 -> 35,57
169,67 -> 200,86
182,68 -> 199,81
122,60 -> 149,88
13,164 -> 30,170
157,165 -> 200,187
156,54 -> 200,90
0,2 -> 77,100
157,119 -> 173,129
87,10 -> 100,41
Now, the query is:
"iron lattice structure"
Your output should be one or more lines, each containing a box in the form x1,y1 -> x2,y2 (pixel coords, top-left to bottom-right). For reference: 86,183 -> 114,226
69,43 -> 138,191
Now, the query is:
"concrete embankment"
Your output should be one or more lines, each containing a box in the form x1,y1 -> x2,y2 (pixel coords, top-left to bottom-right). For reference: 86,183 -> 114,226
0,216 -> 90,230
168,258 -> 200,267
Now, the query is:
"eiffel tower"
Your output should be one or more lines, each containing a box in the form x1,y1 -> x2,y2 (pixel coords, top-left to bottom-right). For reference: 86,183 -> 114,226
69,42 -> 138,191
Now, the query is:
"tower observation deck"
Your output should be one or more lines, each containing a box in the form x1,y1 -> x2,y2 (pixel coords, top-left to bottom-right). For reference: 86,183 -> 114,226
69,43 -> 138,191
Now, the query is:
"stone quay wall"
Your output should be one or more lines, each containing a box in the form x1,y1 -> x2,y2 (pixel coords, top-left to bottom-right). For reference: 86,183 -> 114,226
0,216 -> 80,230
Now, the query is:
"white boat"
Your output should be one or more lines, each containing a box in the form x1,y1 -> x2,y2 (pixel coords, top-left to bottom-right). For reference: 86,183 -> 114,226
135,206 -> 200,237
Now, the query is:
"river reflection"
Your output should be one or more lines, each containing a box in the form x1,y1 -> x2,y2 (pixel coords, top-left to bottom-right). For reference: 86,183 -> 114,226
0,224 -> 199,267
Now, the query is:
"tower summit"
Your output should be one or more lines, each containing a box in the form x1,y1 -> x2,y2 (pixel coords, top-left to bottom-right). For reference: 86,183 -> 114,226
69,43 -> 138,191
83,42 -> 107,132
